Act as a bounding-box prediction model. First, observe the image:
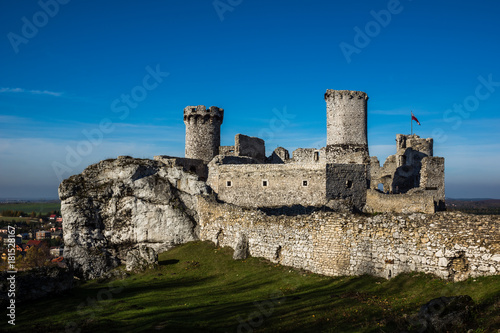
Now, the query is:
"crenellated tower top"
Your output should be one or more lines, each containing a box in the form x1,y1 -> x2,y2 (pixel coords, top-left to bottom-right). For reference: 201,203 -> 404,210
183,105 -> 224,124
324,90 -> 368,101
184,105 -> 224,162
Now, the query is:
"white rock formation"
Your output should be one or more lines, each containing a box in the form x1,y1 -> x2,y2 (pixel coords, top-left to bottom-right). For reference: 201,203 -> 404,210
59,156 -> 208,279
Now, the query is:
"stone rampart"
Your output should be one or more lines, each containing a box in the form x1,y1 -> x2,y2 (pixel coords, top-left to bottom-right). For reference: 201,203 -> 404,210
365,189 -> 436,214
198,196 -> 500,281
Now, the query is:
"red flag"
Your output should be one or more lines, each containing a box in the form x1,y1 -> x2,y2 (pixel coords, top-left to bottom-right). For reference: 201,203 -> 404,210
411,112 -> 421,125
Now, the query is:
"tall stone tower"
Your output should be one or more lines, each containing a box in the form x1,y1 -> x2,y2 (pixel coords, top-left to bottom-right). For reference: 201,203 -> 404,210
184,105 -> 224,162
324,90 -> 369,164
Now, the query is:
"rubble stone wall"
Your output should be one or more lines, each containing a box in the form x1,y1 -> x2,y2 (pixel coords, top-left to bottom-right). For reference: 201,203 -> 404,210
198,197 -> 500,281
365,189 -> 436,214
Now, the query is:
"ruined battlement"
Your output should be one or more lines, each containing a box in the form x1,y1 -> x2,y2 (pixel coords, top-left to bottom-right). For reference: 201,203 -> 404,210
396,134 -> 433,156
369,133 -> 444,211
183,105 -> 224,123
324,89 -> 368,101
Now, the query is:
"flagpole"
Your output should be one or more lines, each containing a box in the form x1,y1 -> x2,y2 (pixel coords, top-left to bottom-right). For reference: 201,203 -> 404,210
410,111 -> 413,135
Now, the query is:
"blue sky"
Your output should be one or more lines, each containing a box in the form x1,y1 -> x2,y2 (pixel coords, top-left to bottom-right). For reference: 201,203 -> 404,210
0,0 -> 499,199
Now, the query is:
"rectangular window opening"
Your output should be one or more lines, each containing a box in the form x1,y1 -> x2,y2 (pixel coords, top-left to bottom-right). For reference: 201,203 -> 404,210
226,180 -> 232,187
314,151 -> 319,161
303,180 -> 308,187
262,180 -> 268,187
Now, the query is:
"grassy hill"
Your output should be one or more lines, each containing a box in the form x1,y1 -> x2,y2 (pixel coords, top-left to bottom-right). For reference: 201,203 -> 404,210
3,241 -> 500,332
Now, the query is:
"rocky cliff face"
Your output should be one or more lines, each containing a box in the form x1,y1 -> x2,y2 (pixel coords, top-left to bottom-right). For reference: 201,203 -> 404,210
59,156 -> 208,279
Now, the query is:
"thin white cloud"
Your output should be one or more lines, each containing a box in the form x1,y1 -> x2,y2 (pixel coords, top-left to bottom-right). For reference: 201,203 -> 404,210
0,88 -> 24,93
30,90 -> 62,97
0,87 -> 62,97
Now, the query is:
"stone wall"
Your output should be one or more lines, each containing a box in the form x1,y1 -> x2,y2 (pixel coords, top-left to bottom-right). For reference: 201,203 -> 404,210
267,147 -> 290,164
198,196 -> 500,281
397,134 -> 433,156
154,155 -> 208,181
326,164 -> 368,211
208,161 -> 368,211
370,155 -> 398,192
219,146 -> 235,156
235,134 -> 266,163
210,163 -> 327,208
419,156 -> 445,207
365,189 -> 436,214
290,148 -> 326,164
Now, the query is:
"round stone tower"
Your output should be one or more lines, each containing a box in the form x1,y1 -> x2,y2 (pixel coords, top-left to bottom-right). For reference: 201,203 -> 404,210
184,105 -> 224,162
324,90 -> 369,164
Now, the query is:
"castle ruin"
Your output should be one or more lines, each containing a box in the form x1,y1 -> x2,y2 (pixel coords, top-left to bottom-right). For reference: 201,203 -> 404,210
60,89 -> 500,282
159,89 -> 445,214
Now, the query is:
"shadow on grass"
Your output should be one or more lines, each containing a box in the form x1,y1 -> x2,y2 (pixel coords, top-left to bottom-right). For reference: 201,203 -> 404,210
159,259 -> 180,266
6,240 -> 500,333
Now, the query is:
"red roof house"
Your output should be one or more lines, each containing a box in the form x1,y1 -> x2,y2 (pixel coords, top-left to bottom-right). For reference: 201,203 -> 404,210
27,240 -> 42,248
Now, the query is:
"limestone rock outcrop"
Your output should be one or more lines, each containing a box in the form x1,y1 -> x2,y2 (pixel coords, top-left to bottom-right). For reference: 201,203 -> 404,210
126,244 -> 158,272
59,156 -> 209,279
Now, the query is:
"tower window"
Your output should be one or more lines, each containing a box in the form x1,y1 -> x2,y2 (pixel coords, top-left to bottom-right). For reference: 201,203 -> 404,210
226,180 -> 232,187
262,180 -> 268,187
314,151 -> 319,161
303,180 -> 308,187
346,180 -> 352,188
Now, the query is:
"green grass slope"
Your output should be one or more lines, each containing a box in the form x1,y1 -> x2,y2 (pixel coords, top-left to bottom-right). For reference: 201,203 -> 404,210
4,241 -> 500,332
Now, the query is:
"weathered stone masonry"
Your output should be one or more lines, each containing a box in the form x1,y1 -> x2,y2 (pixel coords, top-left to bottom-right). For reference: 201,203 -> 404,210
198,197 -> 500,282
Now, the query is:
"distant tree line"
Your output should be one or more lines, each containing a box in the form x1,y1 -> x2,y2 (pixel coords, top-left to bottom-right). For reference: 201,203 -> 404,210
1,210 -> 27,217
447,207 -> 500,215
1,209 -> 61,217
